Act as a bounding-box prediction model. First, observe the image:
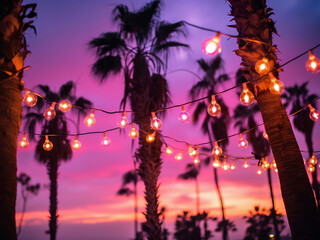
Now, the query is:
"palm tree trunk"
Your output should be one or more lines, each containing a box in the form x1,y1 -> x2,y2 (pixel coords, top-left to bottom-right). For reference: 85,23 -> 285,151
229,1 -> 320,238
267,168 -> 280,240
195,177 -> 200,213
133,158 -> 139,239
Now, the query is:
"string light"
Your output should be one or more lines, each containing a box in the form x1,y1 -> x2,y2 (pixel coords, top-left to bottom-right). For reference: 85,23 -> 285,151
274,168 -> 278,173
240,83 -> 255,106
263,130 -> 268,140
309,153 -> 317,165
308,104 -> 320,121
43,135 -> 53,151
230,161 -> 236,171
101,132 -> 111,146
188,146 -> 198,157
213,157 -> 221,168
72,136 -> 81,150
179,105 -> 191,123
255,58 -> 270,75
146,132 -> 156,143
193,155 -> 200,164
43,102 -> 56,120
84,110 -> 96,127
165,146 -> 173,155
118,111 -> 129,128
242,159 -> 249,169
257,167 -> 262,175
238,134 -> 248,149
175,152 -> 183,161
306,50 -> 320,73
261,157 -> 270,170
129,123 -> 139,139
18,134 -> 29,148
207,95 -> 221,117
58,99 -> 72,113
23,90 -> 37,107
308,164 -> 316,173
271,158 -> 277,169
212,142 -> 222,157
222,160 -> 230,171
150,112 -> 162,130
269,73 -> 284,94
202,32 -> 221,56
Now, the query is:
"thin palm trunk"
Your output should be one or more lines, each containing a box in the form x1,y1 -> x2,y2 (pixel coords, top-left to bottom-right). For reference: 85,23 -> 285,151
195,177 -> 200,213
133,158 -> 139,239
267,168 -> 280,240
17,189 -> 27,236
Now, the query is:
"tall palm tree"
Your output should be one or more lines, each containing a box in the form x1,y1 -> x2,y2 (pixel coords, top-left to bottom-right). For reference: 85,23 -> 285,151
282,82 -> 320,211
24,81 -> 91,240
228,0 -> 320,238
189,56 -> 230,240
89,1 -> 188,238
0,1 -> 36,239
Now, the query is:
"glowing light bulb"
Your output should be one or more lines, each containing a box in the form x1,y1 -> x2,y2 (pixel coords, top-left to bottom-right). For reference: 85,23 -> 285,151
274,168 -> 278,173
175,152 -> 183,161
202,32 -> 221,56
269,73 -> 284,94
72,136 -> 81,150
84,110 -> 96,127
165,146 -> 173,155
207,95 -> 221,117
43,102 -> 56,120
212,142 -> 222,157
271,159 -> 277,169
222,161 -> 230,171
238,134 -> 248,149
212,158 -> 221,168
308,164 -> 315,173
243,160 -> 249,168
308,104 -> 320,121
179,105 -> 191,123
23,90 -> 37,107
19,134 -> 29,148
263,130 -> 268,140
129,123 -> 139,139
240,83 -> 254,106
257,167 -> 263,175
101,132 -> 111,146
58,99 -> 72,113
230,162 -> 236,171
118,111 -> 129,128
306,50 -> 320,73
43,135 -> 53,151
255,58 -> 270,75
150,112 -> 162,130
309,153 -> 317,165
193,156 -> 200,164
146,132 -> 156,143
261,158 -> 270,170
188,146 -> 198,157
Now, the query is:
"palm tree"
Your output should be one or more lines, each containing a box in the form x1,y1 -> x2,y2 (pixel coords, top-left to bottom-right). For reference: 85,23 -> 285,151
0,1 -> 36,239
89,1 -> 188,238
24,81 -> 91,240
228,0 -> 320,238
282,82 -> 320,211
189,56 -> 230,240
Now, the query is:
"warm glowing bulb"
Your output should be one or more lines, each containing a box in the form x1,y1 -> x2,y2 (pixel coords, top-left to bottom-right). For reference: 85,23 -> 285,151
207,95 -> 221,117
101,132 -> 111,146
263,130 -> 268,140
238,134 -> 248,149
84,110 -> 96,127
129,123 -> 139,139
308,164 -> 316,173
309,153 -> 317,165
306,50 -> 320,73
202,33 -> 221,56
165,147 -> 173,155
240,83 -> 254,106
193,157 -> 200,164
243,160 -> 249,169
118,111 -> 129,128
179,105 -> 191,123
146,132 -> 156,143
23,90 -> 37,107
222,161 -> 230,171
230,162 -> 236,171
188,146 -> 198,157
261,158 -> 270,170
271,159 -> 277,169
43,102 -> 56,120
150,112 -> 162,130
257,167 -> 263,175
269,73 -> 284,94
19,134 -> 29,148
175,153 -> 183,161
213,159 -> 221,168
43,135 -> 53,151
274,168 -> 278,173
58,99 -> 72,113
72,136 -> 81,150
255,58 -> 270,75
212,142 -> 222,157
308,104 -> 320,121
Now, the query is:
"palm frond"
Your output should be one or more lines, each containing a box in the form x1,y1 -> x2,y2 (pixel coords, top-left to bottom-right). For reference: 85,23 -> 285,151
89,32 -> 126,56
154,21 -> 187,45
92,55 -> 122,82
59,81 -> 74,99
192,102 -> 207,124
153,41 -> 189,54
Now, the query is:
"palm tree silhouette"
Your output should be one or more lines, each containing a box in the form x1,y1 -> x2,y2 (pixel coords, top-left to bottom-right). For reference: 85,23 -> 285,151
89,1 -> 188,238
23,81 -> 91,240
189,56 -> 230,240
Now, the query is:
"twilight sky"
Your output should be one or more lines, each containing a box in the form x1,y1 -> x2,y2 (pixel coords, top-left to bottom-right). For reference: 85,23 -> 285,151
17,0 -> 320,239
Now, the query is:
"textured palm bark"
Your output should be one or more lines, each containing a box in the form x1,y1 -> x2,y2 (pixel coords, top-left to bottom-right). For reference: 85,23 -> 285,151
228,0 -> 320,238
47,158 -> 58,240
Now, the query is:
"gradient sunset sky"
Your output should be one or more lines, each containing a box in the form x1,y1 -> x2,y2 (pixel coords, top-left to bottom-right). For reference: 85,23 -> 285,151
17,0 -> 320,239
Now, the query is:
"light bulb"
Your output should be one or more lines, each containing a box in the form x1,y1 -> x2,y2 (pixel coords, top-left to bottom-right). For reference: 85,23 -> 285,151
222,161 -> 230,171
274,168 -> 278,173
175,153 -> 183,161
257,167 -> 263,175
23,90 -> 37,107
306,50 -> 320,73
19,134 -> 29,148
309,153 -> 317,165
263,130 -> 268,140
308,104 -> 320,121
243,160 -> 249,168
179,105 -> 191,123
308,164 -> 315,173
84,110 -> 96,127
207,95 -> 221,117
240,83 -> 254,106
129,123 -> 139,139
255,58 -> 270,75
230,162 -> 236,171
43,135 -> 53,151
43,102 -> 56,120
58,99 -> 72,113
72,136 -> 81,150
271,159 -> 277,168
118,111 -> 129,128
238,134 -> 248,149
202,32 -> 221,56
188,146 -> 198,157
150,112 -> 162,130
101,132 -> 111,146
212,158 -> 221,168
193,156 -> 200,164
212,142 -> 222,157
165,146 -> 173,155
146,132 -> 156,143
261,158 -> 270,170
269,73 -> 284,94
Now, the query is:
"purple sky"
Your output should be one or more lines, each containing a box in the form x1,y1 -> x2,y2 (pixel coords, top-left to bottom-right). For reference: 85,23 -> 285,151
17,0 -> 320,239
